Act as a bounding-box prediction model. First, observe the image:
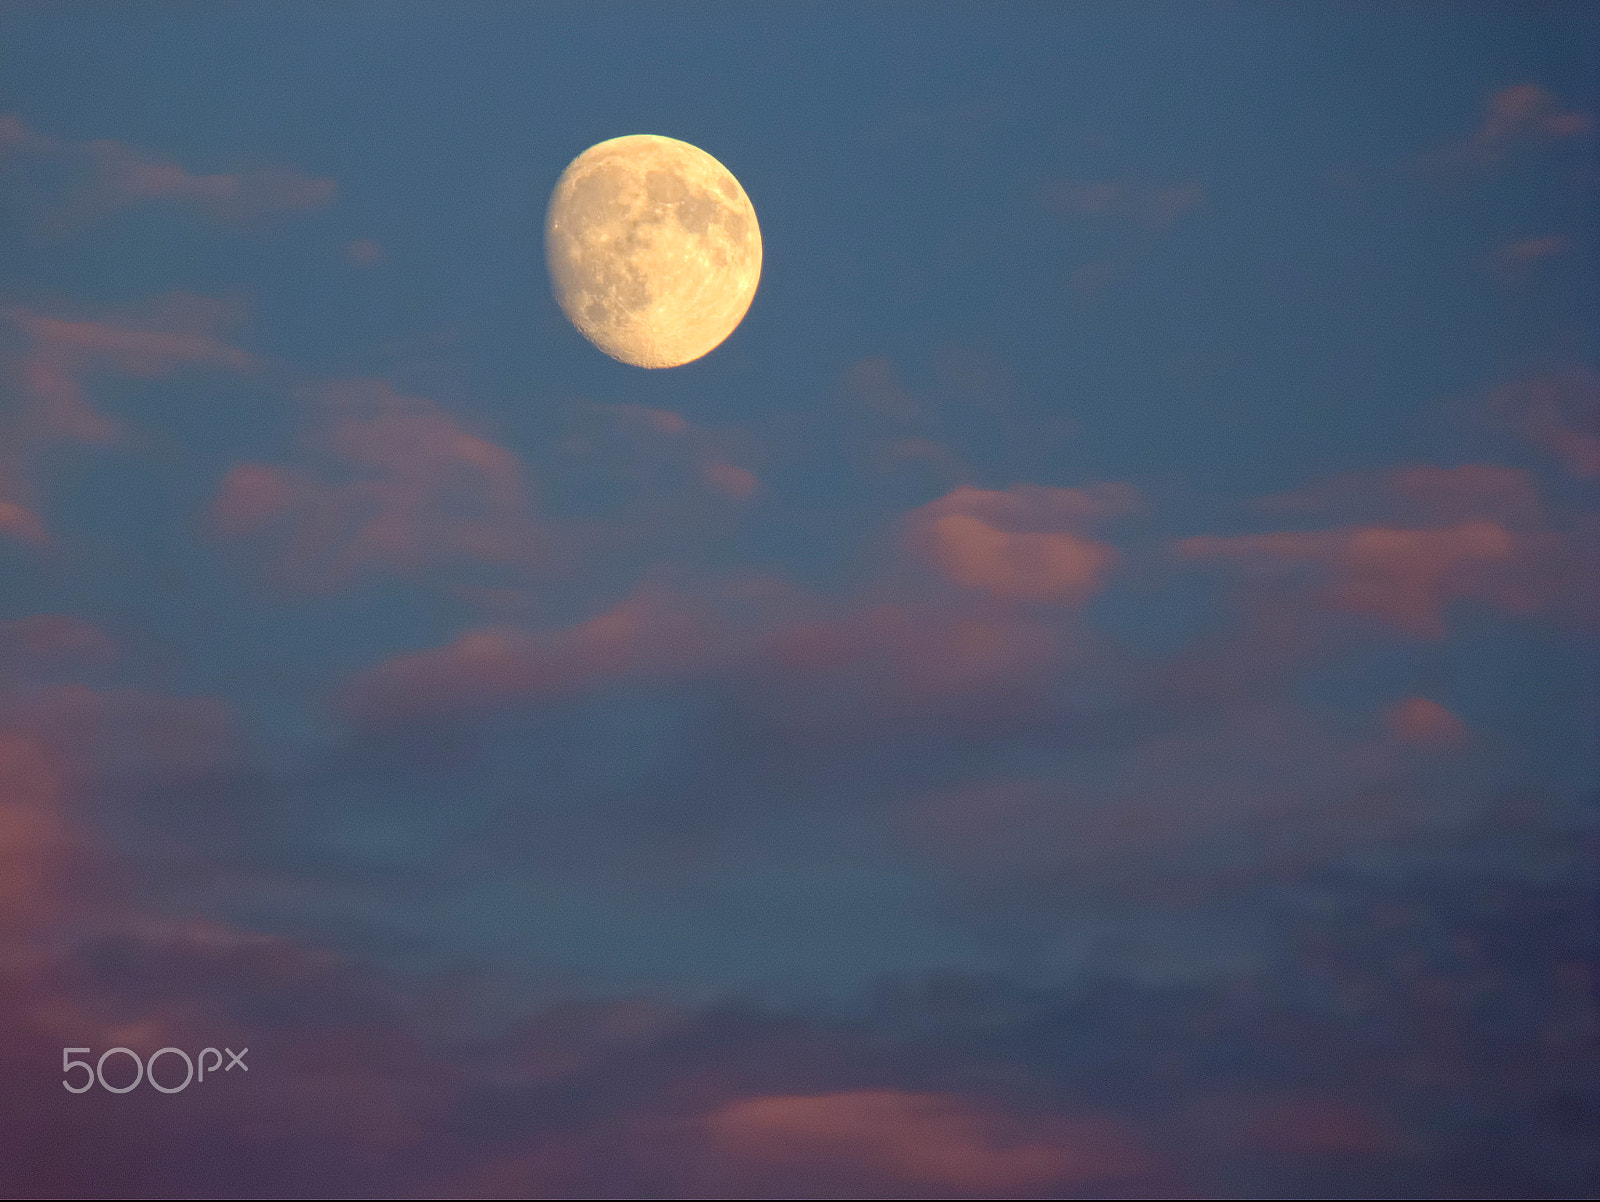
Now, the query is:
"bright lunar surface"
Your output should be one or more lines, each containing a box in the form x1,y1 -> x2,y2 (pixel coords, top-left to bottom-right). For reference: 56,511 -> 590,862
545,135 -> 762,368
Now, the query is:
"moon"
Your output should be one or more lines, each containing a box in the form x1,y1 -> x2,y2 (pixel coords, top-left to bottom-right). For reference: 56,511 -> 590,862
544,135 -> 762,368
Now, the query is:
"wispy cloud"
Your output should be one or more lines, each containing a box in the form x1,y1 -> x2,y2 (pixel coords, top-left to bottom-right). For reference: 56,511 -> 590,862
0,113 -> 337,232
703,1090 -> 1153,1194
1481,370 -> 1600,480
1419,84 -> 1591,177
1182,464 -> 1579,639
210,379 -> 541,593
0,299 -> 256,544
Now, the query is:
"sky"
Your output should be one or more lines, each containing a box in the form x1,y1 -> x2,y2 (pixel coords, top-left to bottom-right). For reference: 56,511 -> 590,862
0,2 -> 1597,1196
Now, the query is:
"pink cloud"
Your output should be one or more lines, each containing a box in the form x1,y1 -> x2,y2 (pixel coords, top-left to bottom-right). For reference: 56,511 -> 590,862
344,238 -> 386,268
1466,84 -> 1590,161
0,300 -> 256,546
1384,464 -> 1547,528
1481,370 -> 1600,480
0,615 -> 117,674
0,916 -> 462,1197
858,606 -> 1063,703
700,461 -> 759,502
2,684 -> 239,781
343,575 -> 1071,732
0,704 -> 460,1196
1384,696 -> 1468,749
631,405 -> 690,436
3,304 -> 254,446
325,479 -> 1133,731
1492,235 -> 1571,280
0,500 -> 49,547
1422,84 -> 1591,176
755,601 -> 1072,733
210,379 -> 541,592
1164,463 -> 1594,714
1184,464 -> 1578,639
865,434 -> 964,481
925,513 -> 1113,604
554,401 -> 764,532
0,112 -> 337,231
842,355 -> 929,427
895,698 -> 1483,906
1181,522 -> 1534,638
906,484 -> 1136,606
208,463 -> 309,538
338,588 -> 710,725
1143,182 -> 1207,229
0,732 -> 78,932
705,1090 -> 1152,1194
1039,179 -> 1126,217
1188,1091 -> 1400,1160
1257,463 -> 1546,529
917,482 -> 1140,530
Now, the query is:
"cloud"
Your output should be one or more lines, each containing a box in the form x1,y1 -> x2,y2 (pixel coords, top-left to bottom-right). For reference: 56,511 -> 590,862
557,400 -> 763,508
1181,522 -> 1532,639
700,460 -> 759,502
1185,464 -> 1582,639
0,650 -> 468,1189
0,918 -> 462,1197
338,570 -> 1076,739
0,870 -> 1580,1198
906,484 -> 1137,606
1383,463 -> 1549,527
1383,697 -> 1468,749
1255,463 -> 1546,529
0,732 -> 80,932
0,499 -> 49,547
0,642 -> 1582,1200
925,513 -> 1113,604
842,356 -> 930,429
705,1090 -> 1152,1194
210,379 -> 541,592
916,482 -> 1141,532
0,112 -> 337,232
1421,84 -> 1591,176
895,700 -> 1463,908
343,238 -> 386,268
329,478 -> 1136,734
835,350 -> 1083,490
0,615 -> 118,675
3,302 -> 255,444
330,476 -> 1133,755
0,86 -> 1588,1194
1481,370 -> 1600,480
337,587 -> 710,725
207,463 -> 308,538
1185,1091 -> 1400,1160
1,683 -> 238,782
1201,455 -> 1600,641
760,603 -> 1068,732
1491,235 -> 1572,281
0,299 -> 257,545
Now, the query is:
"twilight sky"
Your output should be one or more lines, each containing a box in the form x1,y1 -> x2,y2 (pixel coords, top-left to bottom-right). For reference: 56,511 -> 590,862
1,3 -> 1597,1197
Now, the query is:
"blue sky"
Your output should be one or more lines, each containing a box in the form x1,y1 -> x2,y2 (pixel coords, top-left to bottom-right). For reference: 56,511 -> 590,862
1,3 -> 1596,1197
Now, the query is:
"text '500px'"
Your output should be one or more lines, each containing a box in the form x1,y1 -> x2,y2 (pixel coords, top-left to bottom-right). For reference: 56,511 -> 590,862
63,1047 -> 248,1094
